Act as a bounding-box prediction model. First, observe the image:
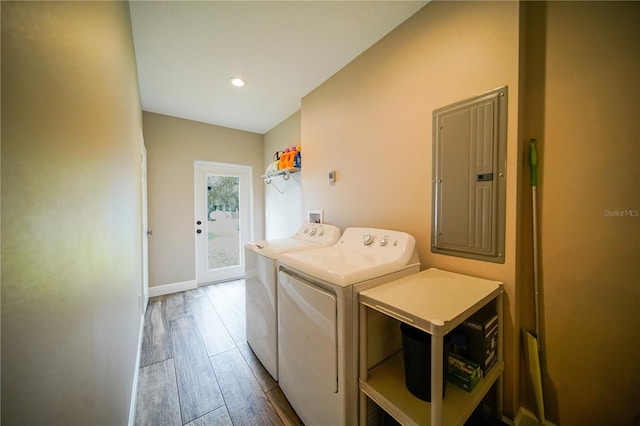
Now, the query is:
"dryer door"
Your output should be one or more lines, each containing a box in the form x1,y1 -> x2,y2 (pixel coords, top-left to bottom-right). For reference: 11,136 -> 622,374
277,270 -> 338,425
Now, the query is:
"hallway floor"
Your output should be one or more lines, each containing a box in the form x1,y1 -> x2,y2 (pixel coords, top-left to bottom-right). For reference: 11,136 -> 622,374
134,280 -> 302,426
134,280 -> 507,426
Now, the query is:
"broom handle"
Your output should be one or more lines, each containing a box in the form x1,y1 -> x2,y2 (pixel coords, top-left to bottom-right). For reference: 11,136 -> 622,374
530,139 -> 541,349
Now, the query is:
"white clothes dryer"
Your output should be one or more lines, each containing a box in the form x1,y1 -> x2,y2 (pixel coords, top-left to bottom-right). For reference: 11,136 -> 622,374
276,227 -> 421,426
244,223 -> 340,380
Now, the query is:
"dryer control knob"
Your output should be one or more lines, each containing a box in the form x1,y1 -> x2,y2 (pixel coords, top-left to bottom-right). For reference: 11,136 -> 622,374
380,237 -> 388,246
363,234 -> 374,246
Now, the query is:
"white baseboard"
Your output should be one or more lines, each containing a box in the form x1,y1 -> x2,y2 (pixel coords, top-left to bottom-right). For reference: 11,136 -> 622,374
514,407 -> 558,426
128,312 -> 145,426
148,280 -> 197,297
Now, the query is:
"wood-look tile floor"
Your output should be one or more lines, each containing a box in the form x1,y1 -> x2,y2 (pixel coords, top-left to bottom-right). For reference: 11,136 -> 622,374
134,280 -> 303,426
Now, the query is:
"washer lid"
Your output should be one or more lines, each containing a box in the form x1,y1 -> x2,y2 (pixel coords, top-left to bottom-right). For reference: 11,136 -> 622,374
245,223 -> 341,259
246,238 -> 321,259
278,227 -> 420,286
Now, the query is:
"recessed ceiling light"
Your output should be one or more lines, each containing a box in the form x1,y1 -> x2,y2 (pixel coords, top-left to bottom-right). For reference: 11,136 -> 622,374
229,77 -> 246,87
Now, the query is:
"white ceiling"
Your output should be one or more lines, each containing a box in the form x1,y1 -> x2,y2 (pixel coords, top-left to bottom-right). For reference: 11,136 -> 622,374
129,1 -> 427,134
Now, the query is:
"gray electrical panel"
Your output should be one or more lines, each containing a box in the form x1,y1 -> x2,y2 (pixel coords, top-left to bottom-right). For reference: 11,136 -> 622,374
431,86 -> 507,263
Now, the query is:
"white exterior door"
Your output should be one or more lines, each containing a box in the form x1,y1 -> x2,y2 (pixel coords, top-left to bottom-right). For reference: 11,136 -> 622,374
195,162 -> 252,284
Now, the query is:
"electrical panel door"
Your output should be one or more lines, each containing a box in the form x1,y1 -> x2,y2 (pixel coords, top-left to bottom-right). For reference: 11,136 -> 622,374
431,87 -> 507,263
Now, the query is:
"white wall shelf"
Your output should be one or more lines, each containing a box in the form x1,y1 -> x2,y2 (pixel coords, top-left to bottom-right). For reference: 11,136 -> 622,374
358,268 -> 504,426
262,167 -> 300,194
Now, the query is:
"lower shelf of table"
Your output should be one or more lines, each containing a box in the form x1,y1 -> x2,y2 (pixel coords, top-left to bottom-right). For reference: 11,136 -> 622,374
360,351 -> 504,426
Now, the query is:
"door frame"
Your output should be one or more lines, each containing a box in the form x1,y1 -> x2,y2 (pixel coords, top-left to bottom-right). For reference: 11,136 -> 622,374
140,131 -> 149,313
194,161 -> 254,285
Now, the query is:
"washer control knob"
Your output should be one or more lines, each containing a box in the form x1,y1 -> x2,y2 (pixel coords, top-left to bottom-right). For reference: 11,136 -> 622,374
363,234 -> 374,246
380,237 -> 389,247
318,229 -> 325,236
308,227 -> 317,236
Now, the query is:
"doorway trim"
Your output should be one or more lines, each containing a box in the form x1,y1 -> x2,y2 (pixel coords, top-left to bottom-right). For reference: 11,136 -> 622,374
140,129 -> 149,313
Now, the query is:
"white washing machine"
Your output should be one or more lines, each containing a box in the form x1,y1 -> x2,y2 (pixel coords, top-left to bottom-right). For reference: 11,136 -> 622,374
276,227 -> 421,426
244,223 -> 340,380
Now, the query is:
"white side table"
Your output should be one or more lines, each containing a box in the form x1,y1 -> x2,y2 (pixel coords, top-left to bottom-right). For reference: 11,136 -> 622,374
358,268 -> 504,426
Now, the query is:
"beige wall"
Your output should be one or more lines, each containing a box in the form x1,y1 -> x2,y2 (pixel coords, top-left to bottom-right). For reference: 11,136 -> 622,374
301,1 -> 522,417
263,111 -> 304,239
292,0 -> 640,423
143,112 -> 264,287
2,2 -> 144,424
522,2 -> 640,425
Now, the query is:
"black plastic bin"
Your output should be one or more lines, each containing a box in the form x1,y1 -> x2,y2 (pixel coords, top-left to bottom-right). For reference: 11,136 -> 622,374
400,323 -> 450,402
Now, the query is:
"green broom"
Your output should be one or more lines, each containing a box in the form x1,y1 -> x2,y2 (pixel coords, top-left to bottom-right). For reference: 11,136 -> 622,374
523,138 -> 545,423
